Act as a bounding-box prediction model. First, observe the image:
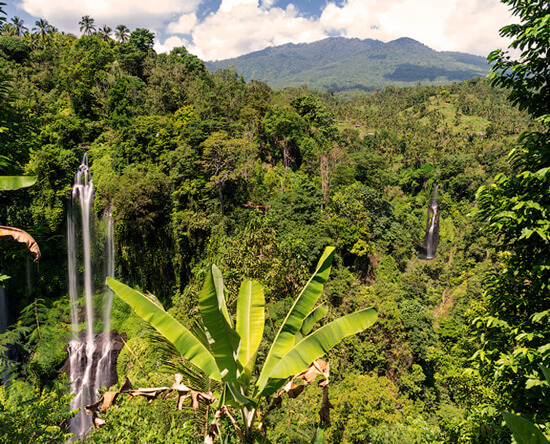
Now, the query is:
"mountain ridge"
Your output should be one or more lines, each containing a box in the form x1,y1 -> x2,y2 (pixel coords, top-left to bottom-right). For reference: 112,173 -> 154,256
205,37 -> 490,93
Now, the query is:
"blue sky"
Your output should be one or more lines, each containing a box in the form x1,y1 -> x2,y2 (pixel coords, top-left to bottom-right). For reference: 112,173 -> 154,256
4,0 -> 514,61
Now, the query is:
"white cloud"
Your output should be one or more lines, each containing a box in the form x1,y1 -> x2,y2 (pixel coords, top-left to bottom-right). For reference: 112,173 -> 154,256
178,1 -> 326,60
154,35 -> 193,54
19,0 -> 201,34
16,0 -> 514,59
443,0 -> 514,55
167,14 -> 198,34
318,0 -> 512,56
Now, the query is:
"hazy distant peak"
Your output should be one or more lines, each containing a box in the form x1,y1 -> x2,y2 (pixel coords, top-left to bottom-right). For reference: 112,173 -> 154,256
205,36 -> 490,93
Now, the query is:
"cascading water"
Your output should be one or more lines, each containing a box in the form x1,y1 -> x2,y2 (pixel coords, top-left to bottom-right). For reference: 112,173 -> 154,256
94,209 -> 114,391
67,154 -> 115,438
0,285 -> 7,334
423,183 -> 440,260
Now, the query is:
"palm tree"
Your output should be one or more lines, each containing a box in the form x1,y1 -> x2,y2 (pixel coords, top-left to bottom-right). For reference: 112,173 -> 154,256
21,31 -> 38,49
1,22 -> 16,36
32,18 -> 51,42
98,24 -> 111,41
79,15 -> 95,36
10,16 -> 27,36
114,24 -> 129,43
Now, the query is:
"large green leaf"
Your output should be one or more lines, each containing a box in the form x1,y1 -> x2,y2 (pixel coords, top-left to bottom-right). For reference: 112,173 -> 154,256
0,176 -> 36,191
256,247 -> 335,393
540,364 -> 550,386
503,412 -> 549,444
199,265 -> 240,382
301,303 -> 329,336
236,279 -> 264,383
107,278 -> 222,381
268,308 -> 378,382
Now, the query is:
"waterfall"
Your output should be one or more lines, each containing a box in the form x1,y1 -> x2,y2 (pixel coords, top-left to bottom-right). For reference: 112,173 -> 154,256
94,209 -> 114,391
422,184 -> 440,260
67,154 -> 115,438
0,285 -> 7,334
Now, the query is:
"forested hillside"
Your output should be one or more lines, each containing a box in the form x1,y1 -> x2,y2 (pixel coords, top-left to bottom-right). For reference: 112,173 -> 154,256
205,37 -> 490,93
0,2 -> 548,442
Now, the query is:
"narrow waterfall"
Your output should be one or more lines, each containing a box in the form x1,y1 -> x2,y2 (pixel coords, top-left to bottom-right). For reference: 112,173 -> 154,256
67,154 -> 115,438
422,184 -> 440,260
94,209 -> 114,390
0,286 -> 7,334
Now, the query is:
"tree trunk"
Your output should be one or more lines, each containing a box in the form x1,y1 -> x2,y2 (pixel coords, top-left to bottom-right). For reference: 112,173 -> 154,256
218,182 -> 225,215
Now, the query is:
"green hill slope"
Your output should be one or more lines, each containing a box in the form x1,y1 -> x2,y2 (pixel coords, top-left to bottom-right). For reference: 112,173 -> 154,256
206,37 -> 490,92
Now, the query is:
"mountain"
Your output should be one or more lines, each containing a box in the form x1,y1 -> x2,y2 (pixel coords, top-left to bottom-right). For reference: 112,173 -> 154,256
205,37 -> 490,92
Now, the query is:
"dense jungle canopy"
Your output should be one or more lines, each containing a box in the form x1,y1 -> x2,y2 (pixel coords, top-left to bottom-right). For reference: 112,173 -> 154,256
0,0 -> 549,442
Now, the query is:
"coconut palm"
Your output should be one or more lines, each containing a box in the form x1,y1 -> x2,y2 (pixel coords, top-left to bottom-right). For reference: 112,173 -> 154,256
114,24 -> 129,43
10,16 -> 27,36
32,18 -> 51,42
98,24 -> 112,41
79,15 -> 95,36
1,22 -> 16,36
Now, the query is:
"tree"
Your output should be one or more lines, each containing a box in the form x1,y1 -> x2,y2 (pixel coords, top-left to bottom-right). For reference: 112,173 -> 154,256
200,132 -> 246,215
98,24 -> 112,41
116,28 -> 155,78
261,106 -> 307,192
78,15 -> 95,36
32,18 -> 51,42
472,0 -> 550,429
10,17 -> 27,36
291,94 -> 340,204
127,28 -> 155,52
94,247 -> 377,443
114,24 -> 129,43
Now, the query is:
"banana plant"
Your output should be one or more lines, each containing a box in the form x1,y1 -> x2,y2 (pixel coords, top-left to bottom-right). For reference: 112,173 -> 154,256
104,246 -> 378,443
503,365 -> 550,444
0,175 -> 41,262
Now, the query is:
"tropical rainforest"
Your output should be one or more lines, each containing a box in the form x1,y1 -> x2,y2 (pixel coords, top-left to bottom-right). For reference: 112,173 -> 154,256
0,0 -> 549,442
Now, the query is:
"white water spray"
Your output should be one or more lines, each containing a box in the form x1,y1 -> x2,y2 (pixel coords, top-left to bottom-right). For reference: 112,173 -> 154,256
94,209 -> 114,391
424,184 -> 440,260
67,154 -> 115,438
0,286 -> 7,334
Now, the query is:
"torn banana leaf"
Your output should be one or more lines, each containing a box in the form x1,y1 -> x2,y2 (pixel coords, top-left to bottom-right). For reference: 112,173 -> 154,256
0,226 -> 41,262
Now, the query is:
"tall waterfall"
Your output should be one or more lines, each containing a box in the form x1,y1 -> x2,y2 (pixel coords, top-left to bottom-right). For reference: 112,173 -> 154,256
422,183 -> 440,260
67,154 -> 115,438
0,286 -> 7,334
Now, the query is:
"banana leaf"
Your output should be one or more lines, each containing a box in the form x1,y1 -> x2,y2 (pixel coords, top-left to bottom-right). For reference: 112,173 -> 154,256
0,226 -> 41,261
107,277 -> 222,381
0,176 -> 36,191
257,246 -> 335,393
301,303 -> 329,336
503,412 -> 549,444
200,265 -> 240,382
268,308 -> 377,382
236,279 -> 264,386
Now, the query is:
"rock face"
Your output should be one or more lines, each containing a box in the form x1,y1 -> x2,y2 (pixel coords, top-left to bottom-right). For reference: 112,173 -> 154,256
60,330 -> 126,389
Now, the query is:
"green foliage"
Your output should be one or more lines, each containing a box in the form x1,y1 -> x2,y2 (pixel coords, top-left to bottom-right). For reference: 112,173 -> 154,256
107,247 -> 378,442
470,0 -> 550,431
0,380 -> 74,443
206,37 -> 489,93
0,298 -> 70,385
0,36 -> 31,62
327,373 -> 413,443
0,23 -> 541,443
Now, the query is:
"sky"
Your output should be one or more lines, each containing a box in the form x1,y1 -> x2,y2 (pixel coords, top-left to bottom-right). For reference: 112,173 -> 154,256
4,0 -> 515,61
